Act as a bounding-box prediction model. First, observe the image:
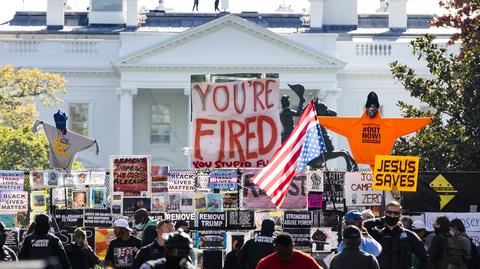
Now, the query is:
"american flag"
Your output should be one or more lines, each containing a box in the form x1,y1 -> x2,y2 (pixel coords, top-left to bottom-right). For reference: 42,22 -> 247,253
252,101 -> 326,207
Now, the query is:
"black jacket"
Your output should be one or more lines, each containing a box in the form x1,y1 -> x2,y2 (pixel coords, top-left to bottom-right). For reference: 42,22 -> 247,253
133,240 -> 165,269
364,218 -> 427,269
330,249 -> 380,269
239,236 -> 274,269
223,249 -> 241,269
18,233 -> 71,269
64,243 -> 99,269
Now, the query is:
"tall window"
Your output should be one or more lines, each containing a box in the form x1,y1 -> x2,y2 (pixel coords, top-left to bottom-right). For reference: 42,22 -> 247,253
68,103 -> 90,136
150,104 -> 171,144
91,0 -> 123,11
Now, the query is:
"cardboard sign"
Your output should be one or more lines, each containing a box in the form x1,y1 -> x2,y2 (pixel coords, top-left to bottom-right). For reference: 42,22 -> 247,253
226,210 -> 255,230
110,155 -> 151,194
424,212 -> 480,232
323,171 -> 345,209
95,229 -> 115,260
283,211 -> 312,229
208,170 -> 237,189
196,212 -> 226,230
192,78 -> 281,169
0,191 -> 28,213
344,172 -> 383,206
0,170 -> 24,191
168,169 -> 196,192
85,208 -> 113,228
373,155 -> 419,192
55,209 -> 84,227
307,170 -> 324,192
195,231 -> 227,249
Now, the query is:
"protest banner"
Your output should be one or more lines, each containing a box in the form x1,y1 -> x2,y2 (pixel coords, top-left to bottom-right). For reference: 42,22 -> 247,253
181,193 -> 195,212
30,171 -> 45,189
424,212 -> 480,232
110,155 -> 151,195
222,192 -> 239,210
95,228 -> 115,260
195,193 -> 207,212
282,211 -> 312,229
56,226 -> 95,248
151,166 -> 168,193
345,172 -> 383,206
155,212 -> 196,227
227,233 -> 248,252
52,188 -> 67,206
307,170 -> 324,192
192,78 -> 281,169
123,197 -> 151,216
5,230 -> 18,253
208,170 -> 237,189
195,171 -> 210,192
0,170 -> 24,191
323,171 -> 345,210
196,212 -> 226,230
227,210 -> 255,230
30,190 -> 47,211
168,169 -> 196,192
373,155 -> 419,192
311,227 -> 338,252
242,170 -> 307,209
207,193 -> 222,212
308,192 -> 323,210
195,231 -> 227,249
55,209 -> 84,227
85,208 -> 113,228
90,187 -> 107,208
284,228 -> 311,252
0,191 -> 28,213
72,190 -> 88,208
151,193 -> 167,213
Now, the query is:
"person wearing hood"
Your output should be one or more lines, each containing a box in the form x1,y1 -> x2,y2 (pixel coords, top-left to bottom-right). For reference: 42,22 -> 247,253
0,221 -> 17,261
18,214 -> 71,269
363,201 -> 427,269
133,208 -> 158,247
133,220 -> 175,269
240,218 -> 275,269
64,227 -> 99,269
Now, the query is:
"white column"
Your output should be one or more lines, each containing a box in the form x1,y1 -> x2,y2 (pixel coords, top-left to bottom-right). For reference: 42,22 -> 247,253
117,88 -> 137,154
184,86 -> 192,168
47,0 -> 64,28
389,0 -> 408,30
309,0 -> 324,29
126,0 -> 139,28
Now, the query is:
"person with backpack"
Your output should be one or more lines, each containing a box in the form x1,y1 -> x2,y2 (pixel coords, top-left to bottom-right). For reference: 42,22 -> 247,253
449,218 -> 477,269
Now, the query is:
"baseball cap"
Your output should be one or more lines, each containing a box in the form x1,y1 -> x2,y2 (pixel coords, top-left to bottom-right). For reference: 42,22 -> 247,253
343,225 -> 361,239
344,210 -> 363,223
113,218 -> 132,231
412,220 -> 426,230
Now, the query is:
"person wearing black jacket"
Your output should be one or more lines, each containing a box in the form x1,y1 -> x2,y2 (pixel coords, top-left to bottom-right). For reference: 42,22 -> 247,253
240,218 -> 275,269
133,220 -> 175,269
18,214 -> 71,269
223,237 -> 244,269
364,201 -> 427,269
64,227 -> 99,269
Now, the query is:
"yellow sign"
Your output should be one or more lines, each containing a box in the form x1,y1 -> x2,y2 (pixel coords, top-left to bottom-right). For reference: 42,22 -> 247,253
373,155 -> 419,192
430,174 -> 458,209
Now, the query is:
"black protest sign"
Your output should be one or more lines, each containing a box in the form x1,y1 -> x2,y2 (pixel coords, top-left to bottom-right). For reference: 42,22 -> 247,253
196,231 -> 226,249
84,208 -> 113,228
56,227 -> 95,248
227,210 -> 255,230
284,228 -> 311,252
196,212 -> 226,230
5,230 -> 18,254
55,209 -> 84,227
402,172 -> 480,212
283,211 -> 312,229
323,171 -> 345,209
123,197 -> 151,216
154,212 -> 196,227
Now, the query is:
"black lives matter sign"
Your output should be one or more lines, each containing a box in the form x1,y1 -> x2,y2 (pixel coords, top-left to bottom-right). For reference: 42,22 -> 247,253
195,212 -> 226,230
227,210 -> 254,230
282,211 -> 312,229
84,208 -> 113,228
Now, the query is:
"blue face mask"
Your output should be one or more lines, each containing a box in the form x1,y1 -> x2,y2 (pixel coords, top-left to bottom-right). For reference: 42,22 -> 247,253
134,223 -> 146,231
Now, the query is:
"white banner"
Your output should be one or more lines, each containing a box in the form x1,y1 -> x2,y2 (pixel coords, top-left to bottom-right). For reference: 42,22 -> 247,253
344,172 -> 383,206
192,78 -> 281,168
424,212 -> 480,232
0,191 -> 28,213
307,170 -> 324,192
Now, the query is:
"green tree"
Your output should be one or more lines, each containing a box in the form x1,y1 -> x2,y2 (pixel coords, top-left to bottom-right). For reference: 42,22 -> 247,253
390,0 -> 480,171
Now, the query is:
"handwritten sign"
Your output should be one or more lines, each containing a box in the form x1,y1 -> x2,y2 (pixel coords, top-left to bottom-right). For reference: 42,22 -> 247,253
373,155 -> 419,192
208,170 -> 237,189
110,155 -> 151,194
345,172 -> 383,206
0,171 -> 24,191
192,78 -> 281,168
0,191 -> 28,213
168,169 -> 196,192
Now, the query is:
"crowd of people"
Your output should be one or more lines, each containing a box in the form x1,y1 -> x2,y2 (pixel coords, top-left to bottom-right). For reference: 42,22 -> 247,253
0,201 -> 478,269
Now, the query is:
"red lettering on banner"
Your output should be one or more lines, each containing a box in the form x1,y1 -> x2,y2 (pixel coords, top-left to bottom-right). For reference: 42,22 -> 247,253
228,120 -> 246,162
193,84 -> 211,111
245,116 -> 257,159
218,121 -> 226,161
233,84 -> 246,114
265,79 -> 275,109
253,81 -> 266,112
194,118 -> 217,160
258,115 -> 277,155
213,85 -> 229,112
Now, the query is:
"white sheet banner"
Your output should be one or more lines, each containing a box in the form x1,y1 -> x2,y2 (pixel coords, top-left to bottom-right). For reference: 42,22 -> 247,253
424,212 -> 480,232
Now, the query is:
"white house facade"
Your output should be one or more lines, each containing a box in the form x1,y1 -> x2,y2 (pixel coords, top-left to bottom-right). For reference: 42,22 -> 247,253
0,0 -> 454,169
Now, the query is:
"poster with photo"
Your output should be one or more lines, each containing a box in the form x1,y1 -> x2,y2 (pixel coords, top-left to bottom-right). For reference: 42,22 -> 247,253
53,188 -> 67,206
123,197 -> 151,216
151,193 -> 167,213
167,193 -> 181,212
88,170 -> 107,185
311,227 -> 338,252
72,171 -> 90,186
30,190 -> 47,211
72,190 -> 88,208
95,228 -> 115,260
312,211 -> 341,228
30,171 -> 45,189
207,193 -> 222,212
151,166 -> 168,193
181,193 -> 195,212
195,193 -> 207,212
111,192 -> 123,215
195,231 -> 227,249
254,211 -> 283,231
222,192 -> 239,210
0,170 -> 24,191
0,214 -> 15,228
90,187 -> 107,208
110,155 -> 151,195
46,170 -> 64,187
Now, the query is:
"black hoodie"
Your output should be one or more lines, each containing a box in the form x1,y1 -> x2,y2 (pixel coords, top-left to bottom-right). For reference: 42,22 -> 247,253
240,219 -> 275,269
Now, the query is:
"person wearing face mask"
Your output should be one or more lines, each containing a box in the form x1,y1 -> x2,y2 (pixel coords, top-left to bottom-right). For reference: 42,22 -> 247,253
337,210 -> 382,257
363,201 -> 427,269
256,233 -> 320,269
139,230 -> 195,269
0,221 -> 17,261
64,227 -> 99,269
449,218 -> 473,269
105,218 -> 142,269
133,208 -> 158,247
133,220 -> 175,269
